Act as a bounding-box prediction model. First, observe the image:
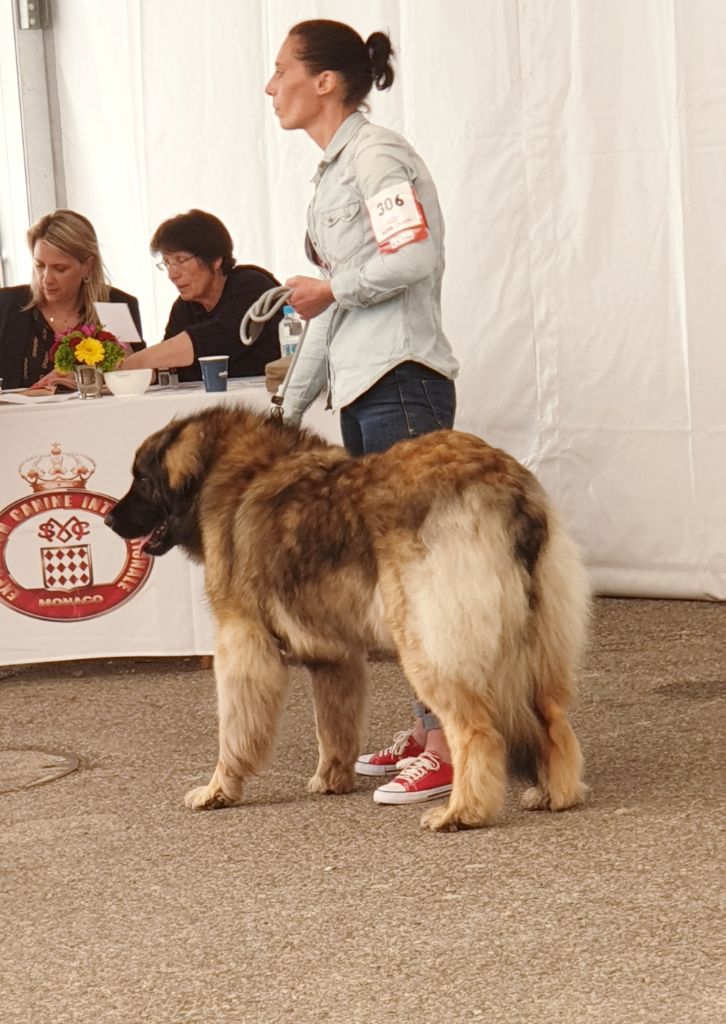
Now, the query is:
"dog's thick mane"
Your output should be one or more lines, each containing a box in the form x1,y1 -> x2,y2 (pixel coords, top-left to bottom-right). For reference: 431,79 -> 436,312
165,405 -> 335,482
145,406 -> 339,560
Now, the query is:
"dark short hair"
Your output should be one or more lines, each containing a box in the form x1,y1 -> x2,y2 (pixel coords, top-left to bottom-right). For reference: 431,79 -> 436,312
150,209 -> 236,275
289,19 -> 395,107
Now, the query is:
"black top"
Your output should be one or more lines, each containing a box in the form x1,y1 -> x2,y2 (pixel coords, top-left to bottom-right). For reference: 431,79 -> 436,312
0,284 -> 143,390
163,264 -> 282,383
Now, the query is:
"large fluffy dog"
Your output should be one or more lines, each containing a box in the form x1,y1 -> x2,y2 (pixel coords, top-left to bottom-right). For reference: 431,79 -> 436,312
106,405 -> 590,831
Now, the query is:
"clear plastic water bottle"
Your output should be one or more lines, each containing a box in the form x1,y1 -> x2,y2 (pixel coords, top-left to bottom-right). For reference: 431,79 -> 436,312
278,305 -> 303,358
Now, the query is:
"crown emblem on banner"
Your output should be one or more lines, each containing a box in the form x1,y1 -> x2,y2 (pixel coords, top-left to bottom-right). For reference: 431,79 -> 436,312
19,443 -> 96,492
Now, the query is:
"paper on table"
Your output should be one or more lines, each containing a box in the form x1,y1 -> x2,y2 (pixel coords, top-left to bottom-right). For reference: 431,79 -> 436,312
0,390 -> 78,405
94,302 -> 143,343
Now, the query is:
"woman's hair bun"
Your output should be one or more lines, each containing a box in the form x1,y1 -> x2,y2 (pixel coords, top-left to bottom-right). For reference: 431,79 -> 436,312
366,31 -> 395,91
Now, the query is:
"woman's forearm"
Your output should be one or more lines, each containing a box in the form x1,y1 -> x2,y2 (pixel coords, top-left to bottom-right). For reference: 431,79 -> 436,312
122,331 -> 195,369
331,237 -> 437,309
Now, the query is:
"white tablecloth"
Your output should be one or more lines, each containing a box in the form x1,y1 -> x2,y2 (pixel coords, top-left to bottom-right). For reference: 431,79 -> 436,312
0,381 -> 340,666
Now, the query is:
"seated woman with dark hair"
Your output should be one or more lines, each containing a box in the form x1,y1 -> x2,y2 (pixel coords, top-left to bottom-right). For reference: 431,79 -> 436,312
0,209 -> 142,390
122,209 -> 281,381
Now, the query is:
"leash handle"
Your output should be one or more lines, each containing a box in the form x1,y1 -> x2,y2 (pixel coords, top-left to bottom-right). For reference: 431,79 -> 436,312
240,286 -> 309,419
240,286 -> 292,346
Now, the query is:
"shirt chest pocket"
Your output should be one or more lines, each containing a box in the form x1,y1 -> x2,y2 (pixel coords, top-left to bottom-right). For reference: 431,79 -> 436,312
317,200 -> 366,266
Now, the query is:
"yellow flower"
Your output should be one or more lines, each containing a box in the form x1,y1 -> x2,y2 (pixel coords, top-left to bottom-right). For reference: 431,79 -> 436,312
74,338 -> 105,366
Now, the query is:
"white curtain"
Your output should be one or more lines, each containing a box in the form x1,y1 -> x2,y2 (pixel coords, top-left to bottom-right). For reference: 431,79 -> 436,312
46,0 -> 726,599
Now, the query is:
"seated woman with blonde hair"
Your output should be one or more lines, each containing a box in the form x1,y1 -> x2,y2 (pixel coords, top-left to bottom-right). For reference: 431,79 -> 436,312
0,208 -> 142,390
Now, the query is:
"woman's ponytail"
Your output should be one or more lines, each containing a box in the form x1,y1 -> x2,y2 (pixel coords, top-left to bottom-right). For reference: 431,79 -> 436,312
366,31 -> 396,92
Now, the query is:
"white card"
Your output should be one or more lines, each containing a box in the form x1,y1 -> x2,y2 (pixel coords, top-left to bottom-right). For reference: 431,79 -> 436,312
365,182 -> 429,254
94,302 -> 143,343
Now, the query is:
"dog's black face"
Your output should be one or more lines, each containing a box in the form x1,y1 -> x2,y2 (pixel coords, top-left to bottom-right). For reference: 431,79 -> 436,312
105,421 -> 205,558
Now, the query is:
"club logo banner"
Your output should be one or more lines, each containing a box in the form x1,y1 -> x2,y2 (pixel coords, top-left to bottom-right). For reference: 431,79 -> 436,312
0,443 -> 153,621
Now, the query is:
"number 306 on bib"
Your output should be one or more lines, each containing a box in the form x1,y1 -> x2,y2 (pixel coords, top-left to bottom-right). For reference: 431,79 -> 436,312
365,182 -> 429,254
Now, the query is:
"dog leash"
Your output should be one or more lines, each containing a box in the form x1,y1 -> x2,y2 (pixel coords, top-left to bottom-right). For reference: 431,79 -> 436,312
240,286 -> 309,419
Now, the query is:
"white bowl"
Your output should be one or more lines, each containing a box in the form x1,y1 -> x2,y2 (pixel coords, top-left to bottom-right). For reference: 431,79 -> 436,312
104,368 -> 154,396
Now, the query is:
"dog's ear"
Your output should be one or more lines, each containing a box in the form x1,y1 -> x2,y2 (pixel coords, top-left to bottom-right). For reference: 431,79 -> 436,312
163,421 -> 206,494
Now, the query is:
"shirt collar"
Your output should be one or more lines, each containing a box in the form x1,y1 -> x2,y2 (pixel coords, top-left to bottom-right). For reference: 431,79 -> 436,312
312,111 -> 367,183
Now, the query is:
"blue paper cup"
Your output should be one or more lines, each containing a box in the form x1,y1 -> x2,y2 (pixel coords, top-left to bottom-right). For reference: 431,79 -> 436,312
198,355 -> 229,392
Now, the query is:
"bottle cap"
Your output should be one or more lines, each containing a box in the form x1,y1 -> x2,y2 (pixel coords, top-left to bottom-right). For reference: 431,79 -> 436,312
283,305 -> 295,316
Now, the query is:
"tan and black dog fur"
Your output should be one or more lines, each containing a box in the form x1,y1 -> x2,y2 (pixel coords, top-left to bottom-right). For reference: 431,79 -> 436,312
107,405 -> 589,831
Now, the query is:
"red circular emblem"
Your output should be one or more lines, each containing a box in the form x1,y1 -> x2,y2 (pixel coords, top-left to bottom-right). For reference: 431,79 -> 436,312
0,489 -> 153,621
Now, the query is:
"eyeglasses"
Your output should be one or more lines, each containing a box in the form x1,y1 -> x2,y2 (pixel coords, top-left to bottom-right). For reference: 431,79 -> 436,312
155,254 -> 196,272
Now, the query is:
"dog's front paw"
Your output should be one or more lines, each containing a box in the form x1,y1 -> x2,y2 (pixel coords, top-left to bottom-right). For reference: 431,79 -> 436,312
184,783 -> 240,811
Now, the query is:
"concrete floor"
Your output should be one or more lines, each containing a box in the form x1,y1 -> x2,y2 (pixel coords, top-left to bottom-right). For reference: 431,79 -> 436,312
0,597 -> 723,1024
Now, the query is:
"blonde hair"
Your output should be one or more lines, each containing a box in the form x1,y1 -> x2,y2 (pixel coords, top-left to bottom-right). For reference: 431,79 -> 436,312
25,209 -> 110,323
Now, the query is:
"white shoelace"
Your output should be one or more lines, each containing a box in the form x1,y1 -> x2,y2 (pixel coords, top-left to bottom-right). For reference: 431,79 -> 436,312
381,730 -> 416,757
395,750 -> 442,781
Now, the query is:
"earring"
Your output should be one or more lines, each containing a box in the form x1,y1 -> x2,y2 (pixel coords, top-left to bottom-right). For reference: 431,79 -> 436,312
83,275 -> 91,283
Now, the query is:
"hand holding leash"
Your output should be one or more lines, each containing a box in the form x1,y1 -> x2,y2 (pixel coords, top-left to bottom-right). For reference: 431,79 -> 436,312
283,277 -> 334,320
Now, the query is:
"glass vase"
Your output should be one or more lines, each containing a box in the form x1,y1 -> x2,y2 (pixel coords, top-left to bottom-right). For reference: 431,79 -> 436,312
74,365 -> 103,399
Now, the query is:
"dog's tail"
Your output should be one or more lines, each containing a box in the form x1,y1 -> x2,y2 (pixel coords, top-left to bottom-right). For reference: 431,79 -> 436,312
499,502 -> 589,782
519,509 -> 591,803
529,509 -> 590,709
507,738 -> 539,784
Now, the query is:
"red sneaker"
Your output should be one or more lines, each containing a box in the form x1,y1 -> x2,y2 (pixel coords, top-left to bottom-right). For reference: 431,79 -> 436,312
373,751 -> 453,804
355,730 -> 425,776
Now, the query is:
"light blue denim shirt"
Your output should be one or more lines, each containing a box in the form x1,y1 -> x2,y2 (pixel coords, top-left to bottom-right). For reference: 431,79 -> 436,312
282,112 -> 459,425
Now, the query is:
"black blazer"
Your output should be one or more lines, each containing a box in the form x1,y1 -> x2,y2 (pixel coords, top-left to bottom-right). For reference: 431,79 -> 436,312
0,285 -> 143,389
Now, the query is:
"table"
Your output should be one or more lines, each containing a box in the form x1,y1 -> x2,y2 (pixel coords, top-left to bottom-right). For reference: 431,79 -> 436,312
0,381 -> 341,666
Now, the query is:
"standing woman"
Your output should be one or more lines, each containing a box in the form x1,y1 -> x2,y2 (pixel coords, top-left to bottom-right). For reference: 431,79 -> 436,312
0,209 -> 142,390
266,19 -> 459,805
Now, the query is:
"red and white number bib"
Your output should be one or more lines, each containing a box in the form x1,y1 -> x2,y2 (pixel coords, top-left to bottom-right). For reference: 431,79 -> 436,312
365,182 -> 429,254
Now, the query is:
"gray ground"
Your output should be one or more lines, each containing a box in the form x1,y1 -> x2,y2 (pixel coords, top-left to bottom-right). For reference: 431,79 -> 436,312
1,597 -> 723,1024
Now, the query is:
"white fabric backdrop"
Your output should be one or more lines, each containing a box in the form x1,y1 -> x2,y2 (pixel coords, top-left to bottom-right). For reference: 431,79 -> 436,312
42,0 -> 725,599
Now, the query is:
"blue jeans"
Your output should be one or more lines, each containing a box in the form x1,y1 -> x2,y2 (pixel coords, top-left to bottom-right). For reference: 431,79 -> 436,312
339,361 -> 456,457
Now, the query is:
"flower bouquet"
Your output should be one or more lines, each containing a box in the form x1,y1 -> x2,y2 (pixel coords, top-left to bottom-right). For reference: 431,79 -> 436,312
51,323 -> 126,373
51,323 -> 126,398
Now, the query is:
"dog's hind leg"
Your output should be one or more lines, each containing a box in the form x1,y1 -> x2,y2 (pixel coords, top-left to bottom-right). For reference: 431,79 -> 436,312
419,692 -> 508,832
521,695 -> 587,812
185,619 -> 289,811
307,653 -> 367,795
